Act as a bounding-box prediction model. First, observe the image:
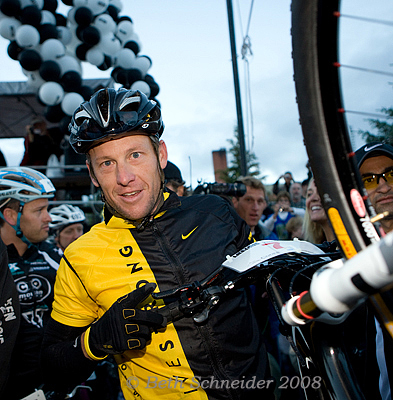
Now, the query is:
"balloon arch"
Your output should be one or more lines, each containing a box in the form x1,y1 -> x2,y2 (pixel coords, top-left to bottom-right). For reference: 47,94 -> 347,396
0,0 -> 160,127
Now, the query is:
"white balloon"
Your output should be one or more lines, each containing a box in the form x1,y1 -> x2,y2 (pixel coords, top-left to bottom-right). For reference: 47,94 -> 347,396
86,47 -> 105,66
40,39 -> 66,61
61,92 -> 84,116
38,81 -> 64,106
98,33 -> 121,55
57,26 -> 72,46
41,10 -> 57,25
133,55 -> 151,76
0,17 -> 21,41
114,48 -> 135,69
131,80 -> 150,97
73,0 -> 88,8
15,25 -> 40,48
58,55 -> 81,75
85,0 -> 109,15
20,0 -> 44,9
115,20 -> 134,43
93,14 -> 116,34
67,8 -> 78,25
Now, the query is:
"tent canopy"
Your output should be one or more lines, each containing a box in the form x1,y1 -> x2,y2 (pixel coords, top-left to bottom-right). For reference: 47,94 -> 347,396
0,78 -> 113,138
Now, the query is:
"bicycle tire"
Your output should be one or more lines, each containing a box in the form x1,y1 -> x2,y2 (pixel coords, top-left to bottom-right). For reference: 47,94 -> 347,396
290,1 -> 392,398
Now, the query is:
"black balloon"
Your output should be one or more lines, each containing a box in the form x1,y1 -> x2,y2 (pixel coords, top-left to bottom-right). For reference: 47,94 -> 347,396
0,0 -> 21,17
127,68 -> 142,85
19,49 -> 42,71
75,7 -> 93,27
39,60 -> 61,82
43,0 -> 58,13
81,26 -> 100,46
148,80 -> 160,98
60,70 -> 82,92
110,66 -> 122,81
40,24 -> 59,43
20,6 -> 42,28
7,41 -> 23,61
45,104 -> 65,123
97,55 -> 112,71
114,68 -> 128,86
118,16 -> 133,23
60,0 -> 73,6
75,43 -> 91,61
124,40 -> 140,55
78,85 -> 94,100
106,5 -> 119,21
55,13 -> 67,27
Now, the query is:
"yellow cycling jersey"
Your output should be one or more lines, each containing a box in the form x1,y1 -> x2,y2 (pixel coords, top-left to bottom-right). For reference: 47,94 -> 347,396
52,192 -> 268,399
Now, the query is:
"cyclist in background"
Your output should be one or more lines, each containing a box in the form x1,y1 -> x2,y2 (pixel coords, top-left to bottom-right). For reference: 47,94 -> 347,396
41,88 -> 273,400
0,167 -> 61,400
49,204 -> 86,254
0,236 -> 20,397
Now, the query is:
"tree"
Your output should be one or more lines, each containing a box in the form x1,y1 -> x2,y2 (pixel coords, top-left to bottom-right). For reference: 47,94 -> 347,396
219,127 -> 260,183
354,107 -> 393,145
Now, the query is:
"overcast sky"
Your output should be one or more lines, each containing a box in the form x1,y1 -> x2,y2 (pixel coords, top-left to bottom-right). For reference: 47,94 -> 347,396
0,0 -> 391,189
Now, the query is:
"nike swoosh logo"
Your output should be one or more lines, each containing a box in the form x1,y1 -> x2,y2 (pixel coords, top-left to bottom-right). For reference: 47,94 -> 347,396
364,144 -> 382,152
182,226 -> 198,239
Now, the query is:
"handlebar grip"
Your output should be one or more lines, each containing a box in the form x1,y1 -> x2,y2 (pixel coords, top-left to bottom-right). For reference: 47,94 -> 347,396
154,301 -> 183,324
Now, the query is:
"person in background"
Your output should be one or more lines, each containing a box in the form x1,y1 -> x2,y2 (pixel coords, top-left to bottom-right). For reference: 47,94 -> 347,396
164,160 -> 186,196
263,191 -> 305,240
20,116 -> 62,168
0,167 -> 61,400
285,215 -> 304,240
355,141 -> 393,400
232,176 -> 278,241
40,88 -> 273,400
302,178 -> 335,244
356,142 -> 393,235
48,204 -> 86,254
273,171 -> 293,196
289,182 -> 306,209
0,236 -> 20,397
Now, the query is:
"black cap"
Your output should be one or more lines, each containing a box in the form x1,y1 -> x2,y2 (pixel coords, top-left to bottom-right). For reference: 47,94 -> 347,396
164,161 -> 184,184
355,142 -> 393,167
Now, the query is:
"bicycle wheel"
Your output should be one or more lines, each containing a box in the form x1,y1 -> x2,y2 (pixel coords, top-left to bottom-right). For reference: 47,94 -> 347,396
291,1 -> 392,398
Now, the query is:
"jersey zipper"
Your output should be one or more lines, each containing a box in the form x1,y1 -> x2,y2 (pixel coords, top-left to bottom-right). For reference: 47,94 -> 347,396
151,220 -> 239,400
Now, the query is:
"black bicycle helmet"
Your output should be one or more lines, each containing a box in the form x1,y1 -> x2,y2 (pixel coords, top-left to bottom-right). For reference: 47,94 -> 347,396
69,88 -> 164,153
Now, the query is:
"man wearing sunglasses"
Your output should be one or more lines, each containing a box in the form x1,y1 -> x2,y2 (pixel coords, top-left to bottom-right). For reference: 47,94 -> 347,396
356,142 -> 393,234
356,141 -> 393,400
40,88 -> 272,400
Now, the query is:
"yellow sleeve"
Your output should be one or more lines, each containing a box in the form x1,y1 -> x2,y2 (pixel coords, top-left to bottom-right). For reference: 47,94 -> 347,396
51,257 -> 99,327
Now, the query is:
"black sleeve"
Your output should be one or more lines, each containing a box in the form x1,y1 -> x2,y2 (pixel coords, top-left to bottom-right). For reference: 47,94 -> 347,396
0,238 -> 20,396
40,317 -> 98,392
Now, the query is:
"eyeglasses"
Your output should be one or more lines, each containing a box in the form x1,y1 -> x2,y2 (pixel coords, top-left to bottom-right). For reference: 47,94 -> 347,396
361,168 -> 393,190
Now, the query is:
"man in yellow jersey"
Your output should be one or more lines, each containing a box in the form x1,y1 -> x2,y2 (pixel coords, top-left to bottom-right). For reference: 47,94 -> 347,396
41,88 -> 273,400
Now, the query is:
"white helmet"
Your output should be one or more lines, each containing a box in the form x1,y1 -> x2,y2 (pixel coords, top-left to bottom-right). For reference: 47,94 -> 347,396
0,167 -> 55,207
49,204 -> 86,232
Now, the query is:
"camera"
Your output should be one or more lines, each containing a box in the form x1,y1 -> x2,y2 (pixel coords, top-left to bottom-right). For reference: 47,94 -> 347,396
193,182 -> 247,197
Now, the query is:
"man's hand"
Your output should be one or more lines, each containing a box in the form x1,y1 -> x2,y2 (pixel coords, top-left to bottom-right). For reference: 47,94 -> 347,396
85,283 -> 166,359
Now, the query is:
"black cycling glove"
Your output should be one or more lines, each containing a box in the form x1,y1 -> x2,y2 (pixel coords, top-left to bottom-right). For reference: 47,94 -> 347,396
86,283 -> 166,359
